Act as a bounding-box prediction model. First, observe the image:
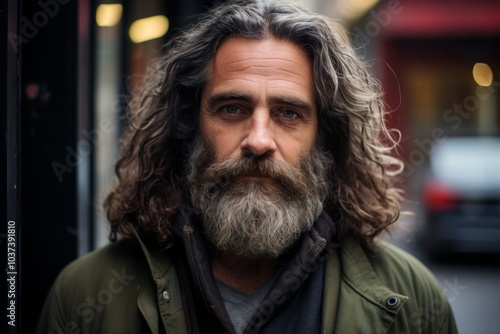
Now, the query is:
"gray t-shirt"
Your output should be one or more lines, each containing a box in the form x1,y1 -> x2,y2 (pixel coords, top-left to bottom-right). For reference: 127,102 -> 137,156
216,277 -> 276,334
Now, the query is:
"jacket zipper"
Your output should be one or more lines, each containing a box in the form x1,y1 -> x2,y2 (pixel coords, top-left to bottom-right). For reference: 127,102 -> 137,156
182,290 -> 195,334
184,227 -> 235,334
185,231 -> 212,311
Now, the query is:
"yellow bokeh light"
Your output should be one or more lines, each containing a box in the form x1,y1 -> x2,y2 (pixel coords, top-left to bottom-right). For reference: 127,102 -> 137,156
337,0 -> 380,20
96,4 -> 123,27
129,15 -> 169,43
473,63 -> 493,87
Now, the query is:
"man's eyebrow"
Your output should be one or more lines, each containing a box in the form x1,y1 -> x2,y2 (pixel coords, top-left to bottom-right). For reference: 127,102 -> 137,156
206,92 -> 254,109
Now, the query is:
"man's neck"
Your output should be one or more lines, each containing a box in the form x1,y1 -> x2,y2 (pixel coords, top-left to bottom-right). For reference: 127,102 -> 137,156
211,251 -> 279,295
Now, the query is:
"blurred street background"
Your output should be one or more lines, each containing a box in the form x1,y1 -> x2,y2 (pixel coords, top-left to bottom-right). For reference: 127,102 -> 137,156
3,0 -> 500,332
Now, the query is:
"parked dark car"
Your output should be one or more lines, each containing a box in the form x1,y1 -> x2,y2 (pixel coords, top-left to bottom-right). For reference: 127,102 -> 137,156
421,136 -> 500,257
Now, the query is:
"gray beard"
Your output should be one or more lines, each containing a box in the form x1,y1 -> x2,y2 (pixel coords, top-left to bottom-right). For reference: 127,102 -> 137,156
186,137 -> 331,259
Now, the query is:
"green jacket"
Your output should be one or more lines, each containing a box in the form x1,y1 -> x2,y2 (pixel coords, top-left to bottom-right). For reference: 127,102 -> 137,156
37,233 -> 458,333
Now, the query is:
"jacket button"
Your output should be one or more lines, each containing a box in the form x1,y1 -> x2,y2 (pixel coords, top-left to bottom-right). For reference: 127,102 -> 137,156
385,296 -> 399,308
163,290 -> 170,302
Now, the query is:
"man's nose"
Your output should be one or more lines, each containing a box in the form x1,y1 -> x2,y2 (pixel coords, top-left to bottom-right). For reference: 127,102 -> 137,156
241,110 -> 277,156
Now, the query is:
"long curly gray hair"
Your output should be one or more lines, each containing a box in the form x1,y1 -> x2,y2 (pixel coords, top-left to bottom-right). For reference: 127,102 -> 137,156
104,0 -> 403,252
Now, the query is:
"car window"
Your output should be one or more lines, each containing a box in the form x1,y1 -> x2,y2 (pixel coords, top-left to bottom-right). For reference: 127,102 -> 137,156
431,138 -> 500,188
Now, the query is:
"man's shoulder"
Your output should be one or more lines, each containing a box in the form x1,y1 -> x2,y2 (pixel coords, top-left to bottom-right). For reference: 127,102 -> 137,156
340,236 -> 452,309
334,236 -> 458,333
371,240 -> 442,292
339,236 -> 443,295
38,238 -> 175,333
351,238 -> 443,295
52,238 -> 152,297
375,239 -> 431,268
60,238 -> 141,277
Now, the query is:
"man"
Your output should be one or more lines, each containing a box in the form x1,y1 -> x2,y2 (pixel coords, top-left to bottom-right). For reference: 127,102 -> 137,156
37,1 -> 458,333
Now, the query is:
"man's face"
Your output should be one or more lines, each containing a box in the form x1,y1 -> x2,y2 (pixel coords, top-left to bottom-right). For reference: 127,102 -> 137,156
188,37 -> 328,259
199,37 -> 318,167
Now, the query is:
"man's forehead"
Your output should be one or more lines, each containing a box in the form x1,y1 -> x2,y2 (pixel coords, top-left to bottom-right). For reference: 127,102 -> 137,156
204,37 -> 315,99
215,36 -> 308,59
206,36 -> 312,74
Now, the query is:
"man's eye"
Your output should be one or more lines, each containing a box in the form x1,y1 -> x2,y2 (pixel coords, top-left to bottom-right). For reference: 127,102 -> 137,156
223,105 -> 240,114
280,110 -> 298,119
